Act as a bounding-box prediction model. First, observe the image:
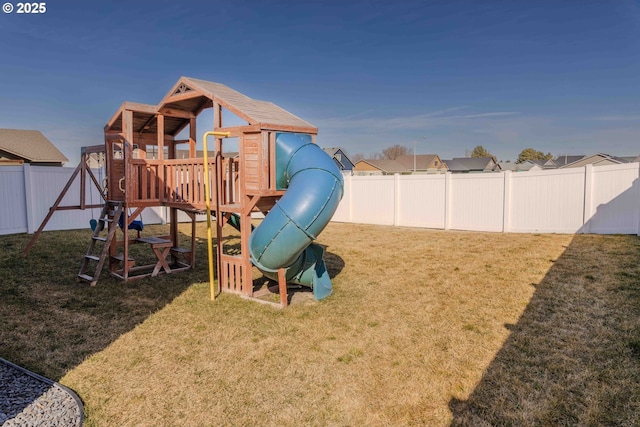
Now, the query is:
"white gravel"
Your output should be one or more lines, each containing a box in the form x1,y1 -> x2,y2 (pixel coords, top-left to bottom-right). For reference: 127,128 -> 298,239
0,358 -> 83,426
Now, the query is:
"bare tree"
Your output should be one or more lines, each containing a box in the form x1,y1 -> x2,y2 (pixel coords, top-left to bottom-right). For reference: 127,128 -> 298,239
350,153 -> 365,163
381,144 -> 411,160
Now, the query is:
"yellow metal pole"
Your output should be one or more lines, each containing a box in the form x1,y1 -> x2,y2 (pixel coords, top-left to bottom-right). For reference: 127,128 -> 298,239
202,131 -> 231,301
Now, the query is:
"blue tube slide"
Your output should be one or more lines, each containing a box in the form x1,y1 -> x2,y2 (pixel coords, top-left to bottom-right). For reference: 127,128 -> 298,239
248,133 -> 344,300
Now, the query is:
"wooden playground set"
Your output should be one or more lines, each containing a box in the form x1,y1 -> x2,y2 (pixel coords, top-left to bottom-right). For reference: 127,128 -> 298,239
23,77 -> 340,308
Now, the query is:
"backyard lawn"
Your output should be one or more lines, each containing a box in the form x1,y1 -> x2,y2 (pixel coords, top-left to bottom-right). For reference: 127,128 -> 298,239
1,222 -> 639,426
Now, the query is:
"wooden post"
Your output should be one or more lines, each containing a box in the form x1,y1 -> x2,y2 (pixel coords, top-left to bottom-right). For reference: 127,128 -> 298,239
278,268 -> 288,307
122,109 -> 133,280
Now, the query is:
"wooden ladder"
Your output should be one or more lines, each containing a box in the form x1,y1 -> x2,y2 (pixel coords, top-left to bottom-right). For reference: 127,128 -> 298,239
78,201 -> 124,286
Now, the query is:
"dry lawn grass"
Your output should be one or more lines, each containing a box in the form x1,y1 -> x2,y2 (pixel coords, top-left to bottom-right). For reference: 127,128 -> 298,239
1,222 -> 639,426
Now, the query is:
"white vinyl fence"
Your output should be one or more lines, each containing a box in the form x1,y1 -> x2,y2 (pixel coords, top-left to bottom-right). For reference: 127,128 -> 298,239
333,162 -> 640,235
0,164 -> 165,236
2,162 -> 640,236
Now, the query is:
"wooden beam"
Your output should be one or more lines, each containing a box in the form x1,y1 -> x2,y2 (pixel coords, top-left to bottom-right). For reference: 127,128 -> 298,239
82,145 -> 106,155
158,107 -> 195,119
258,123 -> 318,134
216,125 -> 260,137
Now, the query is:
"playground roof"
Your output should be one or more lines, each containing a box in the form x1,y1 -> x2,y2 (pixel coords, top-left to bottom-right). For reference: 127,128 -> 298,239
105,77 -> 317,137
0,129 -> 69,165
160,77 -> 316,132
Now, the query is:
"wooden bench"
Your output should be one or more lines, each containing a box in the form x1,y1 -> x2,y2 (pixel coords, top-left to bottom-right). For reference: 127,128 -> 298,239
136,236 -> 172,276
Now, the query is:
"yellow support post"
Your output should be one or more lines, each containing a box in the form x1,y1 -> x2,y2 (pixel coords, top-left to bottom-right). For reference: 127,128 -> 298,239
202,131 -> 231,301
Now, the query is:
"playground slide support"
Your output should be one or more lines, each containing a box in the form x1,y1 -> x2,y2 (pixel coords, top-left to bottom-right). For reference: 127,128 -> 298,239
249,133 -> 344,299
202,131 -> 230,301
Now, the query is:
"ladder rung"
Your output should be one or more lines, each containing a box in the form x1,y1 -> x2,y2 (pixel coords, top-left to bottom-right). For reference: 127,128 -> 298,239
85,255 -> 100,261
78,274 -> 93,282
111,255 -> 134,262
99,218 -> 113,223
93,236 -> 107,242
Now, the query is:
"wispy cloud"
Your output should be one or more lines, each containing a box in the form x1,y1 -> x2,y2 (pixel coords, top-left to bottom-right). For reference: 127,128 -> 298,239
315,107 -> 519,132
592,115 -> 640,121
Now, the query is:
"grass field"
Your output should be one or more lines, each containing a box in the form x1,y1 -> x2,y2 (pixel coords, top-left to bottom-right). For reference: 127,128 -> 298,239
1,222 -> 639,426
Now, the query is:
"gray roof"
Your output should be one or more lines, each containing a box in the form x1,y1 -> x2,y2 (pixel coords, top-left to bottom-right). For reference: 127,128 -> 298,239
499,160 -> 542,172
0,129 -> 69,164
553,155 -> 585,167
443,157 -> 499,172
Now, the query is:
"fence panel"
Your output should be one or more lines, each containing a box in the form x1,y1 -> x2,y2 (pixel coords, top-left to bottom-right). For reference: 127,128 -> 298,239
331,173 -> 352,222
587,163 -> 640,234
509,168 -> 586,233
0,166 -> 28,235
397,174 -> 446,228
349,175 -> 395,225
449,173 -> 505,232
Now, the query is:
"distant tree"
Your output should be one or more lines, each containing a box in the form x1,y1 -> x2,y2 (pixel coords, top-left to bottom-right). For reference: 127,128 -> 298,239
380,144 -> 411,160
470,145 -> 492,158
516,148 -> 553,164
351,153 -> 365,163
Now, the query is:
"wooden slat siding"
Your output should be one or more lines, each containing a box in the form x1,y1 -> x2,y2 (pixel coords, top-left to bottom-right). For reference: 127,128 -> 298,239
193,163 -> 200,205
140,163 -> 148,200
261,131 -> 269,191
243,134 -> 261,191
150,164 -> 158,200
189,163 -> 195,204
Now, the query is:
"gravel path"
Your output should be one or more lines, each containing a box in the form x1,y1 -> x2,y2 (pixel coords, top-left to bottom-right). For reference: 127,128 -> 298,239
0,358 -> 83,426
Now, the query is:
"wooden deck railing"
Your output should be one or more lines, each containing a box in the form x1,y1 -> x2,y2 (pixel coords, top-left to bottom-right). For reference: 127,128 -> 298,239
130,157 -> 239,209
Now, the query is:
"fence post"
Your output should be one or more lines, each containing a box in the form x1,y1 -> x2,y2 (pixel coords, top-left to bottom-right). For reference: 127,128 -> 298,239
22,163 -> 36,234
346,173 -> 353,223
394,173 -> 400,226
444,171 -> 451,230
636,163 -> 640,236
582,164 -> 593,233
502,170 -> 511,232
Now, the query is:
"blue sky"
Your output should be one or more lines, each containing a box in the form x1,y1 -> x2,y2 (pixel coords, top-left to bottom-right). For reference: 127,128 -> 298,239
1,0 -> 639,165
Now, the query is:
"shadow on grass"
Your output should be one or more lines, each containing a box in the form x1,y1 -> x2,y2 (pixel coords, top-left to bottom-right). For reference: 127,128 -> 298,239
0,225 -> 211,383
449,234 -> 640,426
0,222 -> 345,380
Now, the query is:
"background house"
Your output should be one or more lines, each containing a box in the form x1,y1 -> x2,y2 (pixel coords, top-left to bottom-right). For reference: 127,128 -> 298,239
354,154 -> 447,175
560,153 -> 640,168
498,161 -> 542,172
0,129 -> 68,166
442,157 -> 501,173
323,147 -> 355,171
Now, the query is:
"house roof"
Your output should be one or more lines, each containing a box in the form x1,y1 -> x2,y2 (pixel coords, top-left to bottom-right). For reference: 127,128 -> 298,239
357,159 -> 408,173
394,154 -> 441,170
443,157 -> 499,172
498,161 -> 541,172
553,155 -> 585,167
0,129 -> 69,164
356,154 -> 445,173
561,153 -> 636,168
322,147 -> 342,156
